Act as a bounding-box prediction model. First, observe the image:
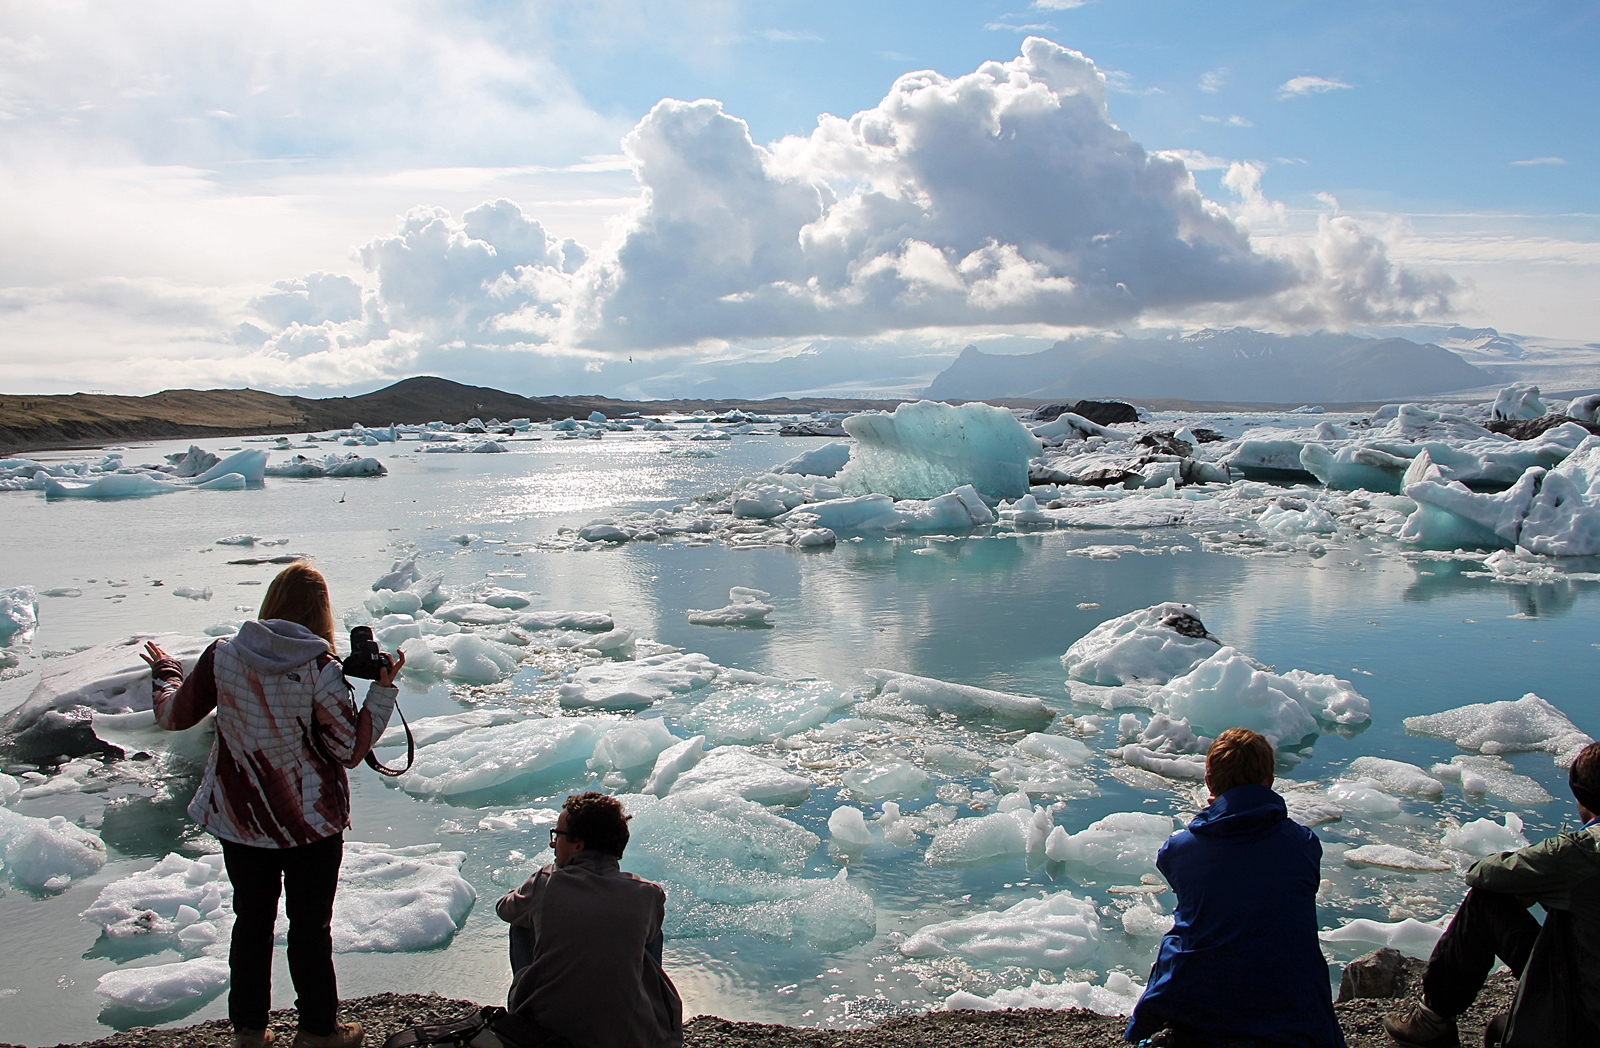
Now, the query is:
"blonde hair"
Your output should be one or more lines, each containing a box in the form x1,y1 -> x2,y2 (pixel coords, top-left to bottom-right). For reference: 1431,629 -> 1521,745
257,562 -> 337,651
1206,728 -> 1275,795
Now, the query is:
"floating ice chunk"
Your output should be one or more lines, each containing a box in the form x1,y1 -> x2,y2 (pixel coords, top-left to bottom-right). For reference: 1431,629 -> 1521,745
400,716 -> 613,796
372,559 -> 419,592
1044,812 -> 1173,876
1257,496 -> 1339,535
1300,444 -> 1414,494
643,735 -> 707,796
1404,693 -> 1594,768
1015,733 -> 1092,766
0,585 -> 38,646
999,494 -> 1055,525
1282,790 -> 1344,827
687,586 -> 776,626
478,807 -> 560,832
1494,384 -> 1546,420
1325,780 -> 1402,815
901,889 -> 1101,968
376,709 -> 520,750
782,493 -> 898,530
828,806 -> 875,848
17,757 -> 100,799
515,610 -> 615,632
1430,755 -> 1553,806
843,760 -> 930,803
925,809 -> 1031,867
1031,411 -> 1121,441
1442,813 -> 1528,858
326,842 -> 476,952
785,486 -> 997,533
589,719 -> 679,776
1320,916 -> 1448,959
433,602 -> 516,625
441,634 -> 521,684
2,632 -> 209,734
81,853 -> 228,943
41,586 -> 82,597
45,472 -> 181,500
90,709 -> 214,760
478,587 -> 533,610
0,772 -> 18,806
1062,603 -> 1220,687
215,534 -> 259,546
1401,458 -> 1541,550
1343,845 -> 1451,872
945,972 -> 1144,1016
992,734 -> 1097,796
95,956 -> 230,1013
680,680 -> 852,745
366,588 -> 424,617
1345,757 -> 1445,799
172,586 -> 213,601
195,473 -> 245,491
788,527 -> 836,547
1117,745 -> 1206,781
1518,435 -> 1600,556
1122,902 -> 1176,938
1224,438 -> 1317,480
774,442 -> 851,477
559,652 -> 720,711
837,401 -> 1041,500
863,669 -> 1054,726
1153,647 -> 1369,745
0,808 -> 108,889
667,747 -> 812,806
191,449 -> 267,488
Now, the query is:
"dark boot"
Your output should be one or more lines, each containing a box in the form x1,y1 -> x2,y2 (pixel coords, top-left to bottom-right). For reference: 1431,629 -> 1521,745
1382,1000 -> 1460,1048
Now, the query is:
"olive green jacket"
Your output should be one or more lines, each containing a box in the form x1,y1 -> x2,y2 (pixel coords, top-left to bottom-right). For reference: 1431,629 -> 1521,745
1465,821 -> 1600,1037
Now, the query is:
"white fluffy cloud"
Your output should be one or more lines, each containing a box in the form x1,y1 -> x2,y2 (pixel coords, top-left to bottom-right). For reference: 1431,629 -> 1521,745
1277,76 -> 1354,99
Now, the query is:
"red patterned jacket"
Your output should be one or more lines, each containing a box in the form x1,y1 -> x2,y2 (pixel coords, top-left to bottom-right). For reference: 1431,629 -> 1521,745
152,619 -> 397,849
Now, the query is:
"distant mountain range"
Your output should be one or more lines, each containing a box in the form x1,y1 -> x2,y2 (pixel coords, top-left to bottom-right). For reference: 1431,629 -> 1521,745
923,328 -> 1492,404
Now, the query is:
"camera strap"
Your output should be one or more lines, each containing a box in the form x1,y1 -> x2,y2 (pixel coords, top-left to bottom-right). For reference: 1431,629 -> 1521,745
365,702 -> 414,778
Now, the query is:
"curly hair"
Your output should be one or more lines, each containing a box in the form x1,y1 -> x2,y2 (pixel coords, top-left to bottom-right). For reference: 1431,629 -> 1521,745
562,791 -> 631,857
1206,728 -> 1275,796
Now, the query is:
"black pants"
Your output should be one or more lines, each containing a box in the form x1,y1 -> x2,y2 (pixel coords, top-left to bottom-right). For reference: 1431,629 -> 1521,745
222,834 -> 344,1034
1423,887 -> 1541,1018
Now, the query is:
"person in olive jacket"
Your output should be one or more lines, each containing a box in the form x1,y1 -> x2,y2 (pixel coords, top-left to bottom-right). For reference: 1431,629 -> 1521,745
1385,740 -> 1600,1048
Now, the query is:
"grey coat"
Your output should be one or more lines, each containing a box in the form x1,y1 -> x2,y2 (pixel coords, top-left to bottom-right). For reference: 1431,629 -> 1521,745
500,851 -> 682,1048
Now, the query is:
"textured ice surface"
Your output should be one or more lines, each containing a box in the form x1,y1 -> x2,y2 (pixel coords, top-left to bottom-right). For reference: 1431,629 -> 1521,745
1494,384 -> 1547,420
680,681 -> 852,745
837,401 -> 1041,500
328,842 -> 476,953
1117,745 -> 1206,781
1121,902 -> 1176,938
900,889 -> 1101,968
946,972 -> 1144,1016
1320,916 -> 1448,959
0,808 -> 108,889
559,652 -> 720,711
1343,845 -> 1451,872
774,443 -> 851,478
842,759 -> 930,803
828,806 -> 874,848
1404,693 -> 1594,768
1325,780 -> 1403,815
516,610 -> 615,631
1430,755 -> 1553,806
924,809 -> 1032,867
667,747 -> 813,806
44,472 -> 181,500
863,669 -> 1054,726
783,485 -> 997,533
81,853 -> 230,945
625,790 -> 874,948
401,715 -> 613,796
95,956 -> 231,1013
1345,757 -> 1445,798
1061,603 -> 1219,686
644,735 -> 707,796
1442,813 -> 1528,858
0,585 -> 38,646
91,709 -> 214,760
1153,647 -> 1370,745
377,709 -> 520,750
2,633 -> 210,733
1044,812 -> 1172,875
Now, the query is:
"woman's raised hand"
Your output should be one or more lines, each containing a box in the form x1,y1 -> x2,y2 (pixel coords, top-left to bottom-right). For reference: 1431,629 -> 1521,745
376,647 -> 406,688
139,640 -> 169,670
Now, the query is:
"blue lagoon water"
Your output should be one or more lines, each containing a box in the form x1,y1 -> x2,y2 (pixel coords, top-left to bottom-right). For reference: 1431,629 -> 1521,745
0,429 -> 1596,1044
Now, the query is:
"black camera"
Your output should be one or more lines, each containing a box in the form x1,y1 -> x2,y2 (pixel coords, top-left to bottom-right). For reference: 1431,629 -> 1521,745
342,626 -> 394,680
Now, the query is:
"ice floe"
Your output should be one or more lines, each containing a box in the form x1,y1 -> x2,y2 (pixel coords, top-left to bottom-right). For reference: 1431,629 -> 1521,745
0,807 -> 108,890
686,587 -> 775,626
1342,844 -> 1452,872
945,971 -> 1145,1016
774,442 -> 850,478
666,747 -> 812,806
1319,916 -> 1448,959
1043,812 -> 1173,876
1404,693 -> 1594,768
1344,757 -> 1445,799
0,585 -> 38,646
862,669 -> 1054,726
1441,813 -> 1528,858
400,715 -> 614,797
900,889 -> 1101,968
677,680 -> 853,745
1062,603 -> 1219,688
558,652 -> 721,711
837,401 -> 1041,500
1,633 -> 211,737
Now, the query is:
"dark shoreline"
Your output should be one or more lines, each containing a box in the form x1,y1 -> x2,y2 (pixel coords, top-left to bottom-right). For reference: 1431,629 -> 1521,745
3,966 -> 1515,1048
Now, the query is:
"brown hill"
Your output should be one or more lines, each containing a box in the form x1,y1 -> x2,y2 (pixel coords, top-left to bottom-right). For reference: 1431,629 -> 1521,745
0,377 -> 906,456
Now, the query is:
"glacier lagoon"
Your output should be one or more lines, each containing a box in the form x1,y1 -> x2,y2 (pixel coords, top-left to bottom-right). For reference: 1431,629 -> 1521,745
1,421 -> 1598,1045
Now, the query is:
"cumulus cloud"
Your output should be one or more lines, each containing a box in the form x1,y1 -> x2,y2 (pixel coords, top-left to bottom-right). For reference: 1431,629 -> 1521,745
1277,76 -> 1354,98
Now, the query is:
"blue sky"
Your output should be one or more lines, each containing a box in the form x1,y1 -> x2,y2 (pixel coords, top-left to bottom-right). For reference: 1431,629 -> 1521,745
0,0 -> 1595,395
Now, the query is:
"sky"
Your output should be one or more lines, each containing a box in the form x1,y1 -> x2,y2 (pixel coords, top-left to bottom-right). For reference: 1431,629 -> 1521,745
1,0 -> 1596,397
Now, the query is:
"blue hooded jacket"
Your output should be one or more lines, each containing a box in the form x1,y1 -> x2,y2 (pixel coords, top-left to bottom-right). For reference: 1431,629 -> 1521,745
1125,784 -> 1344,1047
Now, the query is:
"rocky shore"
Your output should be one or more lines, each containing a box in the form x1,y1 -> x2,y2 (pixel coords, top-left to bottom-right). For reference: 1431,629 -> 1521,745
3,961 -> 1515,1048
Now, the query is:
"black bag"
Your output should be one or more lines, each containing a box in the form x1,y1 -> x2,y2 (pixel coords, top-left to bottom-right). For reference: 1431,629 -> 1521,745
381,1006 -> 569,1048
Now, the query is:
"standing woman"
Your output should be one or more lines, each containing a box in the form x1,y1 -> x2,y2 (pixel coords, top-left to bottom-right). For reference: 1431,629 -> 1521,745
142,563 -> 405,1048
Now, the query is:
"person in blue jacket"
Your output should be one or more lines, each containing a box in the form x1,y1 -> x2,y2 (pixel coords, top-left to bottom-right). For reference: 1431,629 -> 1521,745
1126,728 -> 1344,1048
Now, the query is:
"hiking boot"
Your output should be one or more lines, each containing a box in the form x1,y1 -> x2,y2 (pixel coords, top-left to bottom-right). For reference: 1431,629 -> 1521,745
1383,1001 -> 1460,1048
290,1022 -> 363,1048
233,1030 -> 274,1048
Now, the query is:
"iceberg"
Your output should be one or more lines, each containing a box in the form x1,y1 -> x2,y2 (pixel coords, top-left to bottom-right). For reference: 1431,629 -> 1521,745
837,401 -> 1041,500
96,957 -> 231,1013
773,442 -> 851,478
0,808 -> 108,890
842,759 -> 930,803
1404,692 -> 1593,768
900,889 -> 1101,968
1062,603 -> 1220,687
863,669 -> 1054,726
1442,813 -> 1529,858
924,808 -> 1033,867
400,715 -> 614,796
45,472 -> 181,500
1345,757 -> 1445,799
1,632 -> 211,736
828,806 -> 875,848
1431,755 -> 1553,807
1154,648 -> 1370,746
781,485 -> 996,533
643,735 -> 708,796
588,719 -> 680,778
1043,812 -> 1173,875
686,587 -> 775,626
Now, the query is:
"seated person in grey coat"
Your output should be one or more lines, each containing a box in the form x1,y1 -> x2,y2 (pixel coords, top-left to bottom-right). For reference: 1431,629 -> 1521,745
498,792 -> 682,1048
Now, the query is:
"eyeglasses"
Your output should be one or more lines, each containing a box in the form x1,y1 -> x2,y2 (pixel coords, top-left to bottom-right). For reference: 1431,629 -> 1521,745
549,829 -> 574,846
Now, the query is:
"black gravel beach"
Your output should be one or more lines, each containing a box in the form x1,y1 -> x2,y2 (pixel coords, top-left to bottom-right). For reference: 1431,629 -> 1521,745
2,962 -> 1516,1048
